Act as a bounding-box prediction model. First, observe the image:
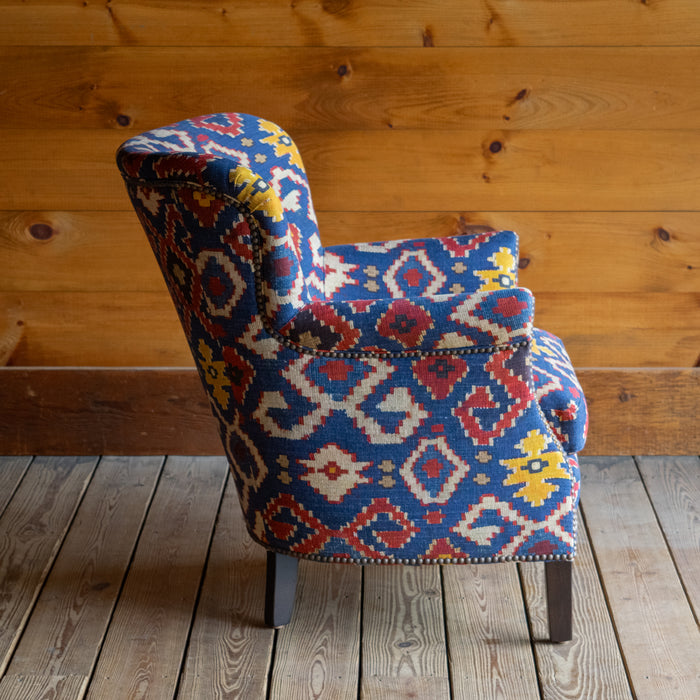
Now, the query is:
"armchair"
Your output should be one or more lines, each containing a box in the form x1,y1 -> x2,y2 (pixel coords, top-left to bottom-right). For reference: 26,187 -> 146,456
117,113 -> 587,642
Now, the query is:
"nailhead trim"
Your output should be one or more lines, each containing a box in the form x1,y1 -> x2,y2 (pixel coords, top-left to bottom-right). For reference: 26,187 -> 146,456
261,545 -> 575,566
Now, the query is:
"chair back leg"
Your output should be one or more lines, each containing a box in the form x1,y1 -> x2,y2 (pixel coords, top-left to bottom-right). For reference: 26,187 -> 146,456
545,560 -> 573,642
265,551 -> 299,628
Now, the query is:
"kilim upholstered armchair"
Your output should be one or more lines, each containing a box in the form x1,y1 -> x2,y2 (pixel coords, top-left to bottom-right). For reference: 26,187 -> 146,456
117,113 -> 587,642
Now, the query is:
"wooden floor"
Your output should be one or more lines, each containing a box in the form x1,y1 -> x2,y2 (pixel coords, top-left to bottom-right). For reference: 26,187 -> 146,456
0,456 -> 697,700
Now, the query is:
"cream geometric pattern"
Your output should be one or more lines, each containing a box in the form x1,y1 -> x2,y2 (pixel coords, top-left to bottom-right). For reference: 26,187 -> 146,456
400,437 -> 471,504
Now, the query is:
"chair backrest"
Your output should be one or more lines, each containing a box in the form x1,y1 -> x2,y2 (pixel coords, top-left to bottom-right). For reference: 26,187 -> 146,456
117,112 -> 325,331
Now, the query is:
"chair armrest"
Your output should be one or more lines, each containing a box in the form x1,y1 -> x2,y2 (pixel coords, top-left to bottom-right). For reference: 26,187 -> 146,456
323,230 -> 519,301
531,328 -> 588,453
278,287 -> 534,354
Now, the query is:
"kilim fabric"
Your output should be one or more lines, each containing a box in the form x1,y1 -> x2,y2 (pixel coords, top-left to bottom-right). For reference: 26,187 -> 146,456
118,113 -> 587,564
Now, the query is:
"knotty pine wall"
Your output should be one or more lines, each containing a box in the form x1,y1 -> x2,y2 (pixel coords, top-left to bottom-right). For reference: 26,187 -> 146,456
1,0 -> 699,369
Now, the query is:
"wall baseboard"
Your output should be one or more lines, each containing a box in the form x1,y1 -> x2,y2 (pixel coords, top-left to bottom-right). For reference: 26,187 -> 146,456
1,367 -> 697,456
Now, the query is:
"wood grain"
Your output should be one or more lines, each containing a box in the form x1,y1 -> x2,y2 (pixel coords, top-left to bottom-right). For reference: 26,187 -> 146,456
0,210 -> 164,293
0,674 -> 87,699
86,456 -> 228,700
0,368 -> 221,456
178,478 -> 275,699
3,129 -> 700,212
3,210 -> 698,294
0,302 -> 24,366
580,457 -> 700,699
298,129 -> 700,213
0,0 -> 697,47
637,456 -> 700,620
269,561 -> 361,700
1,367 -> 698,456
0,457 -> 98,676
361,566 -> 449,699
3,47 -> 700,131
0,456 -> 31,517
5,456 -> 163,678
519,512 -> 633,699
579,369 -> 700,455
442,563 -> 538,699
0,291 -> 188,366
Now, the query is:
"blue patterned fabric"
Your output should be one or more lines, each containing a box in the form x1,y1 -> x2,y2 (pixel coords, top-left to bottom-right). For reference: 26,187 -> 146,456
324,230 -> 519,301
118,113 -> 587,565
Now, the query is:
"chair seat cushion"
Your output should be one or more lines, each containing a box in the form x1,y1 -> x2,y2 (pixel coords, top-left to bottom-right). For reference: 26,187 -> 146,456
531,328 -> 588,454
324,230 -> 519,301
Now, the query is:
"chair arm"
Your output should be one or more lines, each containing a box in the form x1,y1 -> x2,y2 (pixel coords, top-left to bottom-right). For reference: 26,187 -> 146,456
531,328 -> 588,454
278,287 -> 534,354
323,230 -> 519,301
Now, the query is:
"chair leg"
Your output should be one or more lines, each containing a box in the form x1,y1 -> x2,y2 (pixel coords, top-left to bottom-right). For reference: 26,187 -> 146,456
264,551 -> 299,628
545,560 -> 573,642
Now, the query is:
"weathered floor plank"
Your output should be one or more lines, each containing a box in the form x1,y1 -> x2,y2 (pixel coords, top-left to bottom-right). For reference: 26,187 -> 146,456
581,456 -> 700,699
85,456 -> 228,700
443,563 -> 539,700
4,457 -> 164,682
270,560 -> 362,700
0,674 -> 87,699
637,455 -> 700,620
0,457 -> 98,677
361,565 -> 449,699
0,456 -> 32,517
519,511 -> 633,700
178,477 -> 275,699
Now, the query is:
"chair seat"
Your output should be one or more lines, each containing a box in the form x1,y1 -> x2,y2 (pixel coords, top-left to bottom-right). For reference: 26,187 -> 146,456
324,230 -> 519,301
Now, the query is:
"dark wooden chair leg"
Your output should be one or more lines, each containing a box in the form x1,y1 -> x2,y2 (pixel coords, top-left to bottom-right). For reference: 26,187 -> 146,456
545,559 -> 573,642
264,551 -> 299,628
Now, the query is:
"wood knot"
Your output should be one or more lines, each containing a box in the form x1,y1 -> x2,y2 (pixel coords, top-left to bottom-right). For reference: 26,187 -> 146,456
489,140 -> 503,154
655,227 -> 671,242
518,257 -> 530,269
28,223 -> 55,241
336,61 -> 353,80
422,28 -> 435,47
116,114 -> 132,127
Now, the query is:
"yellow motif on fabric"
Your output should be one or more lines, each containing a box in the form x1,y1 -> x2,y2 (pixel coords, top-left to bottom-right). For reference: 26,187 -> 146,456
197,339 -> 230,410
475,247 -> 517,291
229,165 -> 283,222
193,190 -> 216,207
531,335 -> 555,357
258,119 -> 305,171
501,430 -> 570,507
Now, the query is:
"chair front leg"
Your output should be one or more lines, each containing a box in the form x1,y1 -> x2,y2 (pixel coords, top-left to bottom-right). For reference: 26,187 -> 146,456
545,560 -> 573,642
264,551 -> 299,628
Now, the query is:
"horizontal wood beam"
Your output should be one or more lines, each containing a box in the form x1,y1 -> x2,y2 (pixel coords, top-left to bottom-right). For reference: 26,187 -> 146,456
0,2 -> 698,48
2,47 -> 700,131
3,129 -> 700,212
0,368 -> 697,457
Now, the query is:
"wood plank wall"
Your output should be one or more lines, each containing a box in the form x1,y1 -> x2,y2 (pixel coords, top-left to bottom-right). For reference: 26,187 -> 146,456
0,1 -> 699,369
